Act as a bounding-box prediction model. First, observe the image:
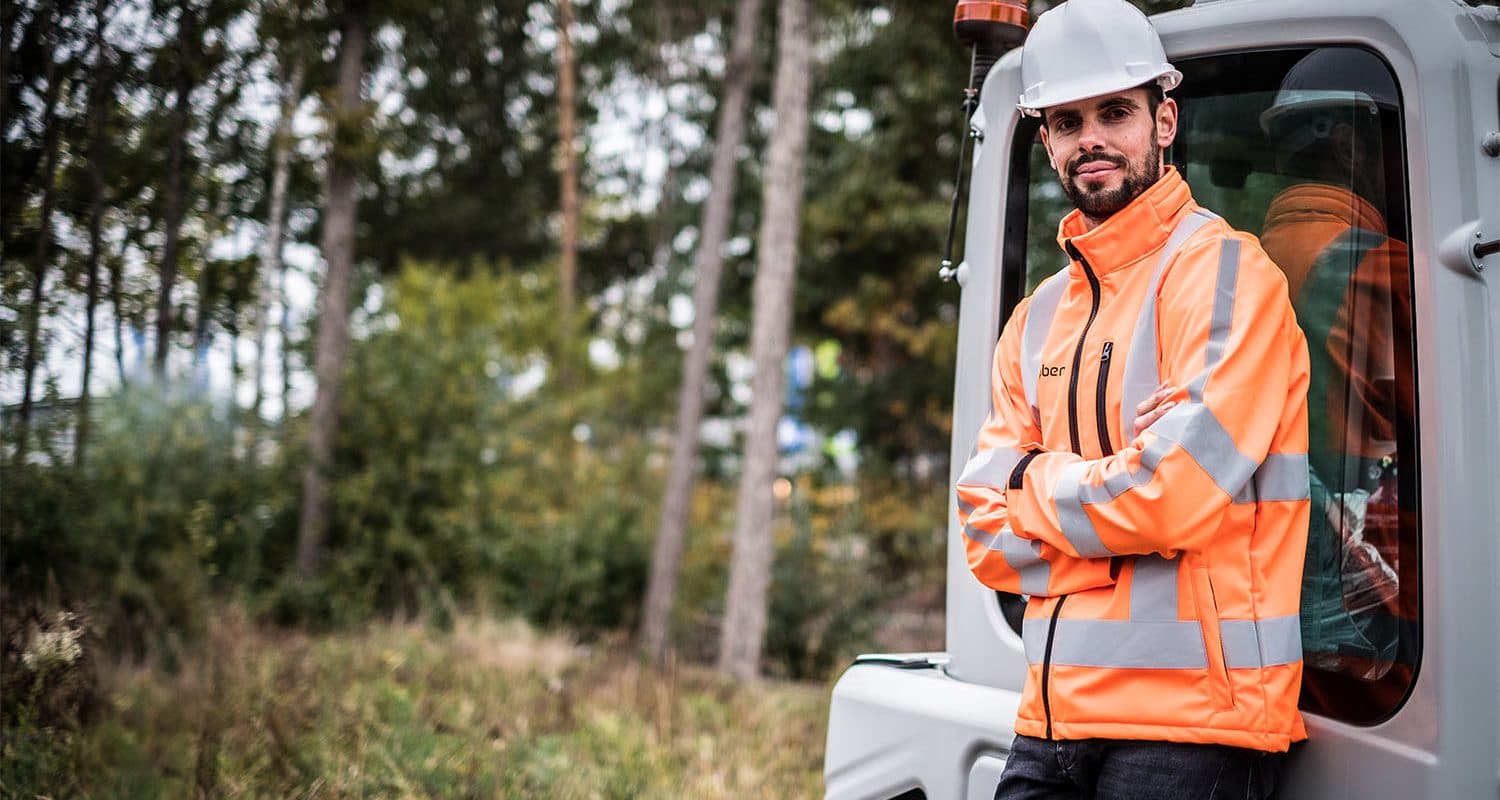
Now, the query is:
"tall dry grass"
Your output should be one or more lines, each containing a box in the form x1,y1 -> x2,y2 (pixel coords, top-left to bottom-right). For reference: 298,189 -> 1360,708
2,608 -> 828,798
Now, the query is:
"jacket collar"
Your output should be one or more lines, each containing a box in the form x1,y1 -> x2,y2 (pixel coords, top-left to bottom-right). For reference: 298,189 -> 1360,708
1263,182 -> 1387,235
1055,165 -> 1197,277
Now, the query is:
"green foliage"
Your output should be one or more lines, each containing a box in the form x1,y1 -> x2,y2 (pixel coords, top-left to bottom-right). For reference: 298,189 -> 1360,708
3,261 -> 670,655
7,0 -> 990,720
798,1 -> 968,477
764,477 -> 945,680
309,263 -> 663,633
667,476 -> 945,679
4,385 -> 283,660
5,257 -> 939,681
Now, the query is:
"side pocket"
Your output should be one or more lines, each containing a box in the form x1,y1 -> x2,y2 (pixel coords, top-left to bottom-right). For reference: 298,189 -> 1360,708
1191,566 -> 1235,711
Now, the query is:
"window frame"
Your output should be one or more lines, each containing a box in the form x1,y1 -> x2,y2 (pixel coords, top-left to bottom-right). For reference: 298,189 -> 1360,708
992,45 -> 1424,726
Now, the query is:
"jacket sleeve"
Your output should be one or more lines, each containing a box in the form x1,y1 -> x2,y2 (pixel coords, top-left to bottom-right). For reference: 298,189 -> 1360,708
1005,233 -> 1311,558
955,295 -> 1118,596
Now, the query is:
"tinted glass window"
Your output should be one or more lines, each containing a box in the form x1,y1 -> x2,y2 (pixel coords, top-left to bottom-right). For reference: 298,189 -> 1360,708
1002,47 -> 1420,725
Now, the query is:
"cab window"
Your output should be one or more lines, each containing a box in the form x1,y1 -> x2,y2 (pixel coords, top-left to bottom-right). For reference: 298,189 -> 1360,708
1002,46 -> 1420,725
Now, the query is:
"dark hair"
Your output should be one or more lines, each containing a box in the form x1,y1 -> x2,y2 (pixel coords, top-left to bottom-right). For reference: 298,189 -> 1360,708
1145,82 -> 1165,115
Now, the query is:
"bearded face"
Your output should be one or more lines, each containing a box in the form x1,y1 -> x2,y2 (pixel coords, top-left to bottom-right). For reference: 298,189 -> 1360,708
1039,88 -> 1176,225
1060,138 -> 1162,219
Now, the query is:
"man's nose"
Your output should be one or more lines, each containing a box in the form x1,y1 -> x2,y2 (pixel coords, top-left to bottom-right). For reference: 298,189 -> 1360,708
1076,116 -> 1107,152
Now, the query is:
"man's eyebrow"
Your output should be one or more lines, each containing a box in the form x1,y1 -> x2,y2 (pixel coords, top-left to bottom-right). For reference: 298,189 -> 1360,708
1098,97 -> 1141,111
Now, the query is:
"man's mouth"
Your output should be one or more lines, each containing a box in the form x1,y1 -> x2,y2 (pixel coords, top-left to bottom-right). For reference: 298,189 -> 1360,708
1073,158 -> 1122,178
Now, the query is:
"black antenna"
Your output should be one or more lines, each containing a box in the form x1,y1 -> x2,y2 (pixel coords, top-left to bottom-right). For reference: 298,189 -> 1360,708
940,2 -> 1030,283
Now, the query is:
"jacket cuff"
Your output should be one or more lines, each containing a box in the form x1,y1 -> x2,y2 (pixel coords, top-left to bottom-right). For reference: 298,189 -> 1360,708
1009,449 -> 1043,490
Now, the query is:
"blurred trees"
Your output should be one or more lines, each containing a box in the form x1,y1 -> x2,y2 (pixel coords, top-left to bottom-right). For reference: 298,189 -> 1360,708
642,0 -> 763,665
2,0 -> 1213,681
720,0 -> 813,680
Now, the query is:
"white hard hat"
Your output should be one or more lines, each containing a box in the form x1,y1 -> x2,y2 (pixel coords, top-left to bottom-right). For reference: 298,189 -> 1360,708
1017,0 -> 1182,117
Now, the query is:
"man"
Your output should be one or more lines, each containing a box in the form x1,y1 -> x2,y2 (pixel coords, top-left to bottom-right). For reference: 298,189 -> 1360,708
954,1 -> 1311,797
1257,48 -> 1414,701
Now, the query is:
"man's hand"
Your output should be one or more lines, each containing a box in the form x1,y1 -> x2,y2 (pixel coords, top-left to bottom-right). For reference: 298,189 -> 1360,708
1133,382 -> 1179,438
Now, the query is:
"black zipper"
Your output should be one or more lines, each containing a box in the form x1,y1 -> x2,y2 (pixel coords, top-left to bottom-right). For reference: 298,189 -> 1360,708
1096,341 -> 1115,457
1041,594 -> 1068,739
1064,242 -> 1102,457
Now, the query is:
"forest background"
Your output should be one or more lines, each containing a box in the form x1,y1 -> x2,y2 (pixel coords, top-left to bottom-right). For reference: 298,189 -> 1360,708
1,0 -> 1186,795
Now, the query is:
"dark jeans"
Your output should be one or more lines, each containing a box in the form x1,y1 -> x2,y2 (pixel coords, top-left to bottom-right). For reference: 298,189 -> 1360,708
995,734 -> 1283,800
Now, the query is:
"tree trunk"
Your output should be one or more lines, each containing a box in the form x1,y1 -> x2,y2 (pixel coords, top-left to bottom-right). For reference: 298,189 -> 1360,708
252,61 -> 303,456
77,0 -> 113,469
641,0 -> 765,664
226,307 -> 239,427
0,0 -> 18,128
112,238 -> 127,383
16,5 -> 63,465
190,251 -> 214,385
555,0 -> 579,388
296,0 -> 369,579
718,0 -> 812,680
278,253 -> 293,427
153,2 -> 197,378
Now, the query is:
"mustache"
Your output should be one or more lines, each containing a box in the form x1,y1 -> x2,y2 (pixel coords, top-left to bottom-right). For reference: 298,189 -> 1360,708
1069,153 -> 1128,177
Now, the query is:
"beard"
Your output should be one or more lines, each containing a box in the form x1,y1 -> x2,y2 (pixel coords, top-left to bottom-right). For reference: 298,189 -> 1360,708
1062,141 -> 1162,220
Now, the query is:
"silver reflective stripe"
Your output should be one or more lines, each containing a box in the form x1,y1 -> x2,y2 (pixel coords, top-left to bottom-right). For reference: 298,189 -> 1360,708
1074,437 -> 1172,505
1148,402 -> 1259,497
1024,619 -> 1207,668
1023,615 -> 1301,669
965,524 -> 1050,597
1074,435 -> 1164,498
1021,617 -> 1047,664
1054,437 -> 1176,559
957,498 -> 976,516
957,446 -> 1026,490
1117,210 -> 1217,442
1055,461 -> 1116,557
1186,238 -> 1242,403
1232,453 -> 1311,504
1222,615 -> 1303,668
1021,268 -> 1070,426
998,526 -> 1051,596
1130,554 -> 1180,621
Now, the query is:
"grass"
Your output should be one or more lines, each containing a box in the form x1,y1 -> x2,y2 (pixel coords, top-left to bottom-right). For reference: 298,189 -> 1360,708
2,610 -> 829,798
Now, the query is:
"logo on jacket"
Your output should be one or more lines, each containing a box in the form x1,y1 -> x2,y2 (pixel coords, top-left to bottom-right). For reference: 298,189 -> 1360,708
1039,364 -> 1066,378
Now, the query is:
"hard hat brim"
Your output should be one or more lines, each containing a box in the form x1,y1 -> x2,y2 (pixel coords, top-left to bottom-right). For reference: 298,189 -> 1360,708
1017,68 -> 1182,116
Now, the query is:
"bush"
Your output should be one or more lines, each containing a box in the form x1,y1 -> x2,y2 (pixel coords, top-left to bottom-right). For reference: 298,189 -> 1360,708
763,477 -> 942,680
0,260 -> 944,683
3,385 -> 282,660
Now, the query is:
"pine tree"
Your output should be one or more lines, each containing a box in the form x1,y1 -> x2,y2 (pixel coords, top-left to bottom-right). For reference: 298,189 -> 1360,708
719,0 -> 812,680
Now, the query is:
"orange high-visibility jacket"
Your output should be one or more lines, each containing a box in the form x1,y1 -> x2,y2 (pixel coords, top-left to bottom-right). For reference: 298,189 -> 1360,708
1261,182 -> 1411,468
957,167 -> 1312,752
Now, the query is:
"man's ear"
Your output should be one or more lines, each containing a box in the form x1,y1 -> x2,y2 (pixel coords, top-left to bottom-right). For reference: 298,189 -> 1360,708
1039,125 -> 1058,171
1156,97 -> 1179,150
